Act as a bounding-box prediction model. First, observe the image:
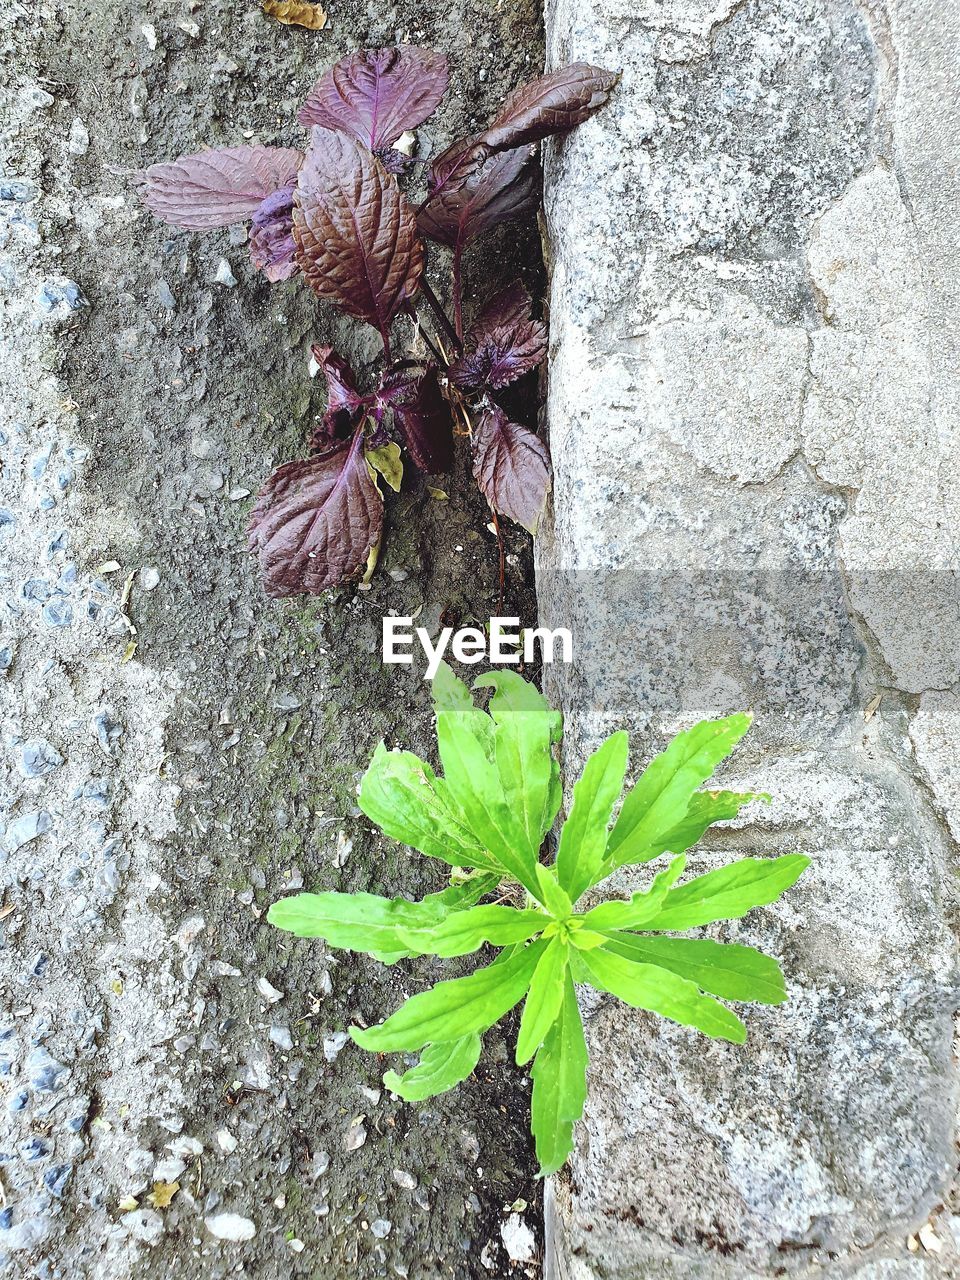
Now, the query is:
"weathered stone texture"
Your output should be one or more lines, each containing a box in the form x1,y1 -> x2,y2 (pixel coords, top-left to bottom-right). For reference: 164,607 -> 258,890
539,0 -> 960,1274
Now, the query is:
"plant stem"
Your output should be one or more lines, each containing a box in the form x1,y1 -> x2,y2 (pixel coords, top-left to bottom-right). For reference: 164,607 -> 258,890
452,244 -> 464,340
419,278 -> 461,354
491,509 -> 506,616
417,323 -> 445,367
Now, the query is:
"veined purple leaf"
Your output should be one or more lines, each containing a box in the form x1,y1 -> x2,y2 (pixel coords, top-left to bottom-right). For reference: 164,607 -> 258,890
379,365 -> 453,473
472,404 -> 550,535
137,145 -> 304,230
248,431 -> 383,597
417,62 -> 615,248
418,144 -> 538,251
249,184 -> 298,281
450,281 -> 547,390
310,344 -> 365,443
481,63 -> 619,153
298,46 -> 449,151
293,128 -> 425,346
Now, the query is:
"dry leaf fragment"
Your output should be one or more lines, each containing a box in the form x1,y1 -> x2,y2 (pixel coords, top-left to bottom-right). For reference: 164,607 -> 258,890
148,1180 -> 180,1209
262,0 -> 328,29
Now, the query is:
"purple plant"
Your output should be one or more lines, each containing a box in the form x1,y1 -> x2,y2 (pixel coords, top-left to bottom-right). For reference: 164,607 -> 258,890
136,48 -> 617,597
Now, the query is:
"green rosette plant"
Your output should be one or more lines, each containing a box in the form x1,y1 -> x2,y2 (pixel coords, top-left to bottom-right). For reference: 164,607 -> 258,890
268,666 -> 808,1174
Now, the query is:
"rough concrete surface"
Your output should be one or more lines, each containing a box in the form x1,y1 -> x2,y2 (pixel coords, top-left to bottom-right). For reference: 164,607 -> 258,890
0,2 -> 550,1277
538,0 -> 960,1275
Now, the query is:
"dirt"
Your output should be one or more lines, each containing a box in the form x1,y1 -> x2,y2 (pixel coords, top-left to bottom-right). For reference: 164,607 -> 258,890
0,1 -> 547,1276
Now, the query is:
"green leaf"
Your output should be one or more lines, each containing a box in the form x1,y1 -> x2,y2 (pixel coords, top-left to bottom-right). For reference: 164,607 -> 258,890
398,903 -> 548,957
556,731 -> 629,902
473,670 -> 563,741
600,935 -> 787,1005
576,946 -> 746,1043
366,875 -> 504,965
436,711 -> 540,895
602,715 -> 752,877
422,872 -> 501,912
627,790 -> 768,864
267,890 -> 448,953
359,742 -> 499,871
365,441 -> 403,492
531,972 -> 588,1176
646,854 -> 810,931
577,855 -> 686,931
516,937 -> 568,1064
534,864 -> 573,918
351,940 -> 547,1053
493,713 -> 561,854
383,1034 -> 482,1101
431,661 -> 475,714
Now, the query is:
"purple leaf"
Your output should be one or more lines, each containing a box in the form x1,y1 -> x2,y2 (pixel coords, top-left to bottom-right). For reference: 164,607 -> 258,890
417,62 -> 616,249
481,63 -> 619,152
293,128 -> 425,346
449,281 -> 547,390
310,344 -> 365,443
298,46 -> 449,151
379,365 -> 453,473
471,404 -> 550,535
248,431 -> 383,597
249,184 -> 298,281
137,146 -> 304,230
417,144 -> 538,251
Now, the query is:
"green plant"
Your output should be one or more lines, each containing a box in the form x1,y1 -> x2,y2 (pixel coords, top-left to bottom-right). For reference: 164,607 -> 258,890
268,667 -> 809,1175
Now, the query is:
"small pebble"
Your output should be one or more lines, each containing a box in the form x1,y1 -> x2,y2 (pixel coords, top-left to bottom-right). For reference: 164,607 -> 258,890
7,812 -> 52,852
139,566 -> 160,591
214,259 -> 237,287
216,1129 -> 238,1154
323,1031 -> 349,1063
205,1213 -> 256,1242
256,977 -> 283,1005
68,118 -> 89,155
19,740 -> 63,778
343,1123 -> 366,1153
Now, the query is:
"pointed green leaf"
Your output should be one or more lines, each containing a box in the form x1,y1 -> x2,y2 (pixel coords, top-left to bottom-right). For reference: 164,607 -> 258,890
473,669 -> 563,741
422,872 -> 502,912
646,854 -> 810,931
398,903 -> 547,957
516,937 -> 568,1064
351,940 -> 547,1053
493,713 -> 561,854
600,935 -> 787,1005
576,946 -> 746,1043
556,731 -> 629,902
436,711 -> 540,895
531,972 -> 588,1176
577,855 -> 686,931
431,660 -> 475,714
602,715 -> 752,877
383,1034 -> 482,1101
625,789 -> 769,864
534,864 -> 573,918
365,874 -> 503,965
359,742 -> 499,871
267,890 -> 451,952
